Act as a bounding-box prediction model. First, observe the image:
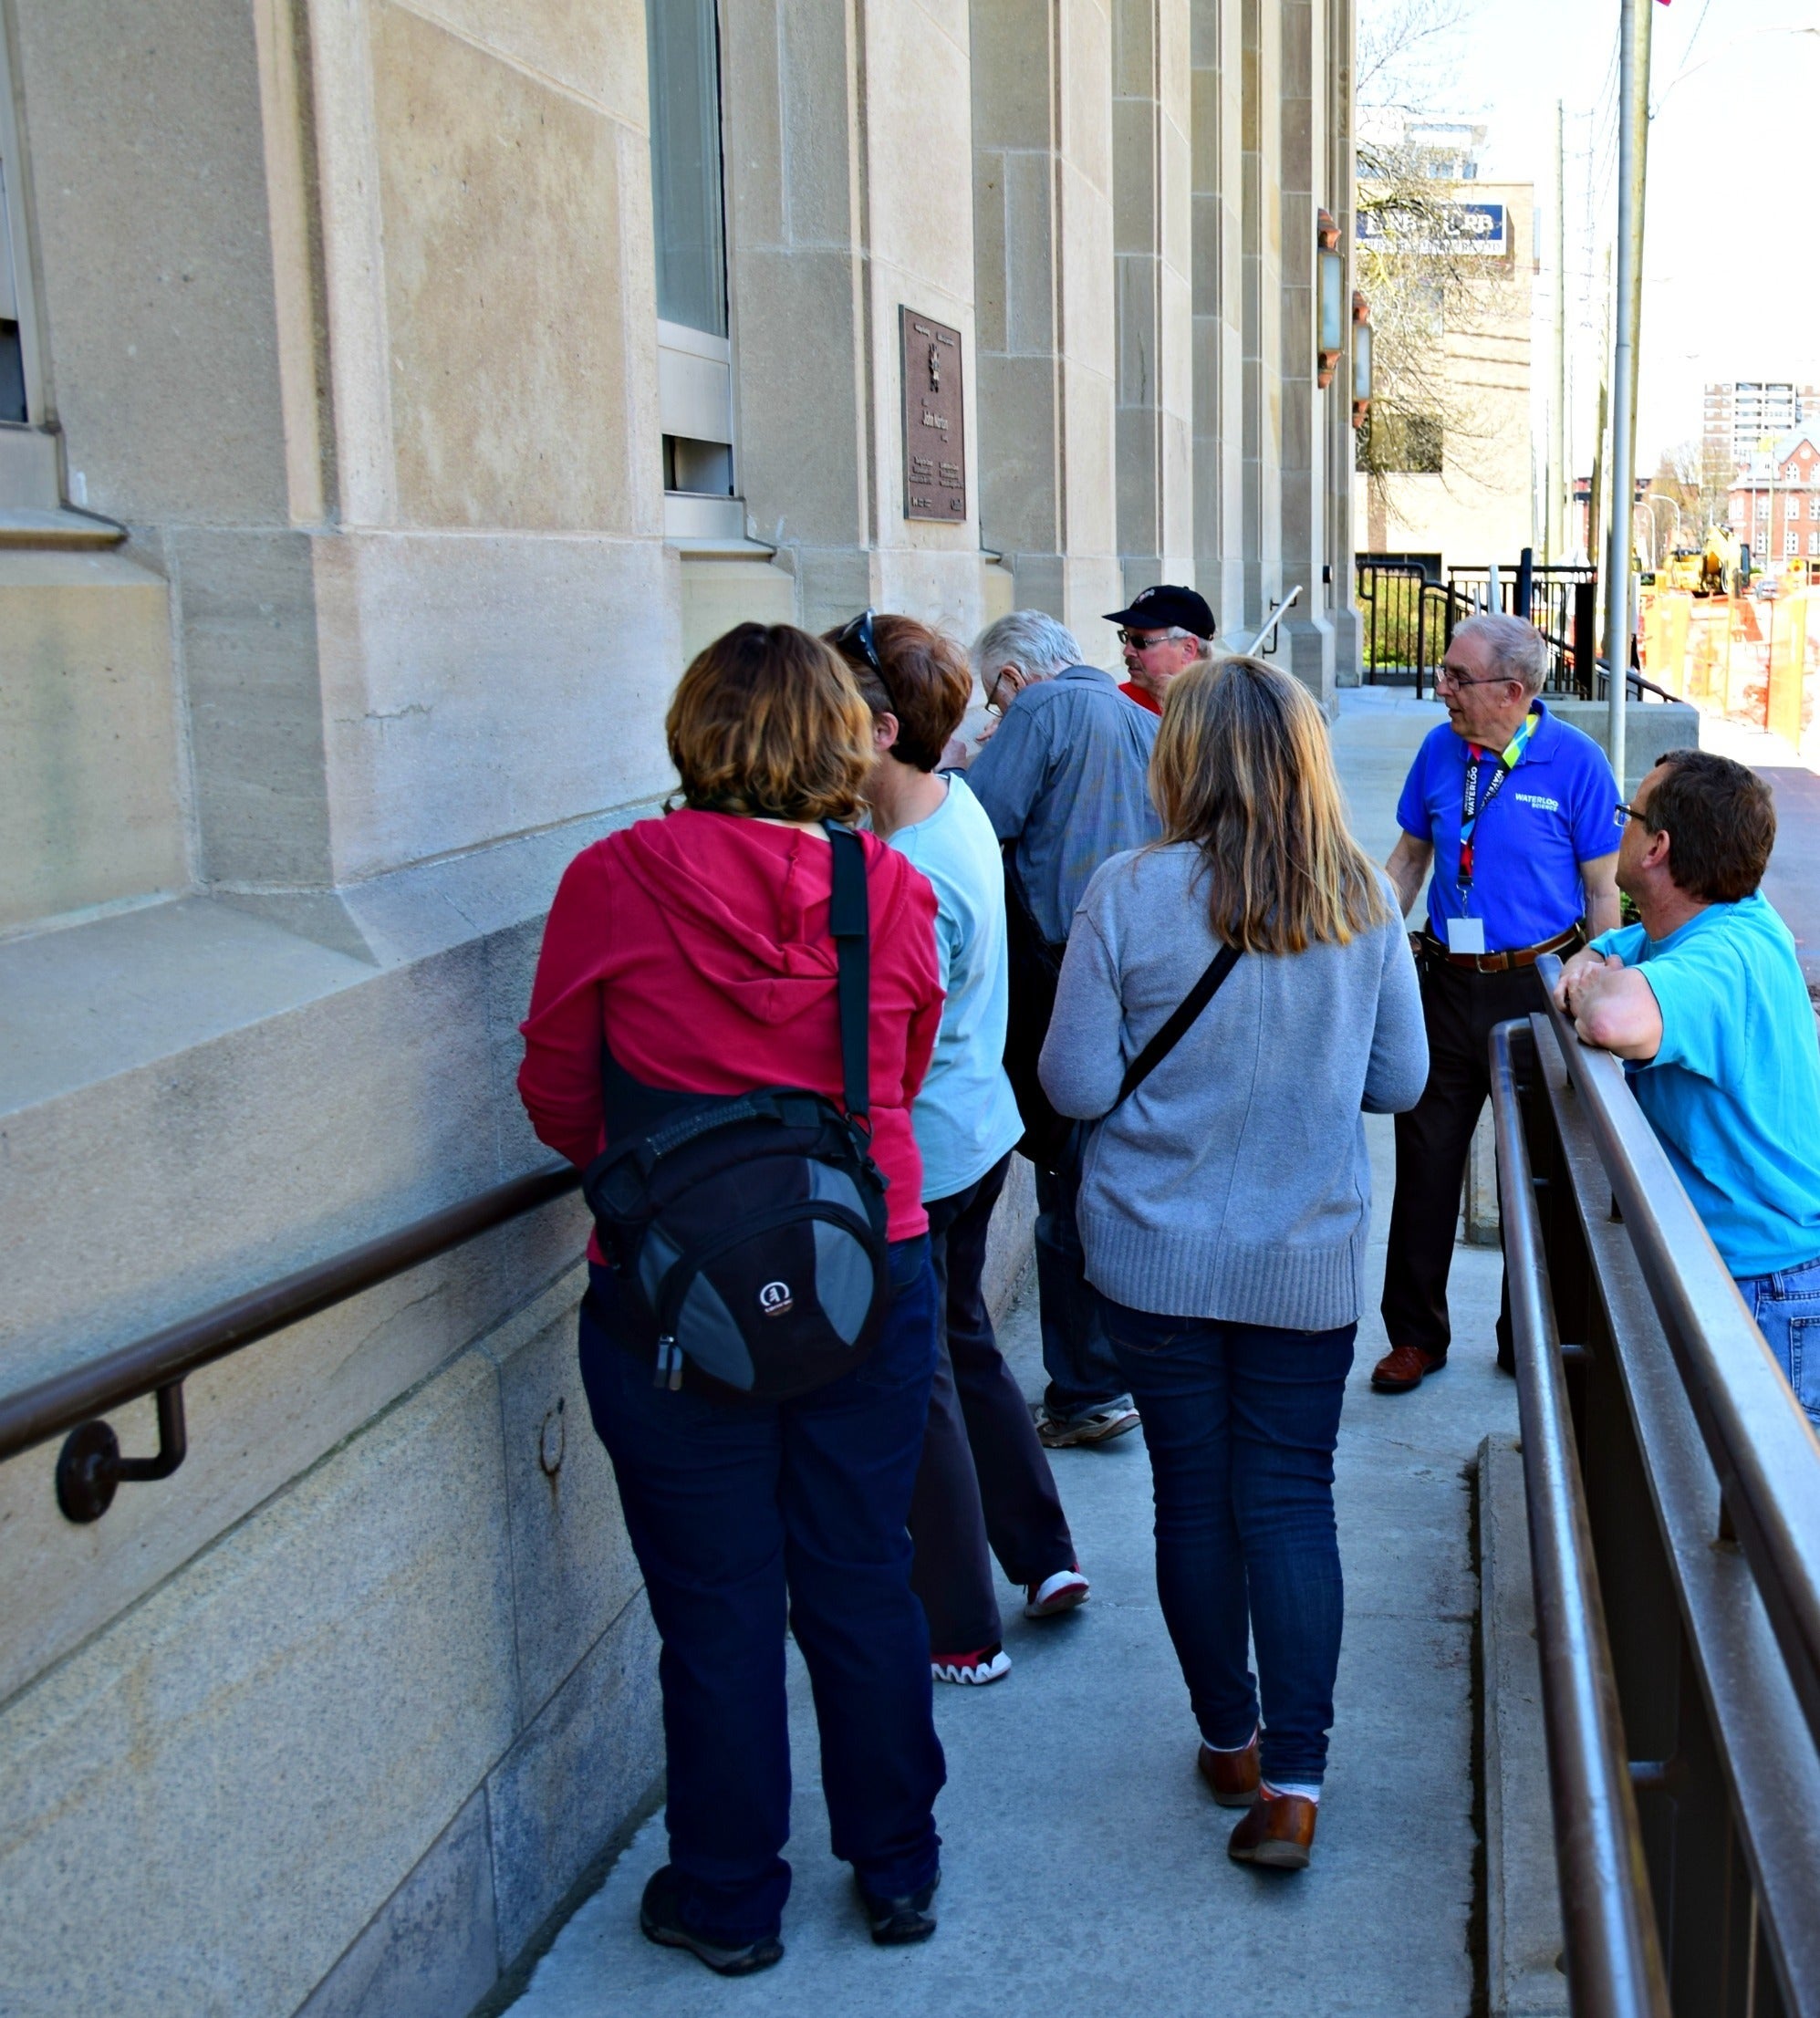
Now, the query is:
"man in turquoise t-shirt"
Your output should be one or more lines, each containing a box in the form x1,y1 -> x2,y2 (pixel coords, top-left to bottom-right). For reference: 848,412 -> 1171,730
1555,748 -> 1820,1427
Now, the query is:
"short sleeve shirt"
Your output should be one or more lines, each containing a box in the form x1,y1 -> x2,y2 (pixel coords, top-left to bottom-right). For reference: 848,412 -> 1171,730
1395,702 -> 1622,952
1590,894 -> 1820,1278
885,776 -> 1025,1202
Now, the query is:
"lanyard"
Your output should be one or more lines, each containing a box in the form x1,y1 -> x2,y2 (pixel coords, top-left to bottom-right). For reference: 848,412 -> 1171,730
1458,712 -> 1540,894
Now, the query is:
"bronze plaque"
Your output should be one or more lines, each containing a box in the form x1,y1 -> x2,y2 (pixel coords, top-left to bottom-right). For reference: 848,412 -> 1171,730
900,307 -> 966,522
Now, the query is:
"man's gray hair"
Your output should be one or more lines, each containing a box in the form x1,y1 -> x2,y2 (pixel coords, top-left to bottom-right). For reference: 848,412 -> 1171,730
1453,612 -> 1549,695
972,609 -> 1084,681
1162,627 -> 1217,661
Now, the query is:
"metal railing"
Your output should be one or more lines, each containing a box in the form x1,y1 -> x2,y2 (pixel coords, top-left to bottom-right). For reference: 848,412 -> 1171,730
0,1163 -> 582,1522
1492,962 -> 1820,2016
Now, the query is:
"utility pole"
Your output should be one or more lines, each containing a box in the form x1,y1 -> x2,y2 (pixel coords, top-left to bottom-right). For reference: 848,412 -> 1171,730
1625,0 -> 1652,531
1552,100 -> 1567,567
1605,0 -> 1640,789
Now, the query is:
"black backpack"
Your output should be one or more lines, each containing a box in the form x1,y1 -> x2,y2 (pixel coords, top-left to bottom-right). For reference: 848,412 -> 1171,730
581,822 -> 892,1400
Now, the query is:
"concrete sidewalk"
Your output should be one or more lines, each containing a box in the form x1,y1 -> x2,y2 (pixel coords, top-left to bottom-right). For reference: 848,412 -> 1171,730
504,688 -> 1516,2017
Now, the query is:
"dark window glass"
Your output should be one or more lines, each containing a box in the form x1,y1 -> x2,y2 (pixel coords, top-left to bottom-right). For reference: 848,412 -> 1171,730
647,0 -> 727,337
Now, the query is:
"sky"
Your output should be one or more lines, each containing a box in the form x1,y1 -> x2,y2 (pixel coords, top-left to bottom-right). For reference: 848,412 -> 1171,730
1362,0 -> 1820,483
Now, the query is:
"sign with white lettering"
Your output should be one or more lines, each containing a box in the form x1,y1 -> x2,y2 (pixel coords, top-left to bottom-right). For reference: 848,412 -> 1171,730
1357,201 -> 1507,256
900,307 -> 967,522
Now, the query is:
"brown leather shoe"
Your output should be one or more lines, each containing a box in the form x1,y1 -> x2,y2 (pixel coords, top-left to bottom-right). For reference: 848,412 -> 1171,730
1226,1791 -> 1318,1870
1371,1343 -> 1447,1393
1196,1732 -> 1261,1809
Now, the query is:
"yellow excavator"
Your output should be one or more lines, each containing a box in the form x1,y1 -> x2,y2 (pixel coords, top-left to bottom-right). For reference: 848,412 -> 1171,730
1698,525 -> 1742,598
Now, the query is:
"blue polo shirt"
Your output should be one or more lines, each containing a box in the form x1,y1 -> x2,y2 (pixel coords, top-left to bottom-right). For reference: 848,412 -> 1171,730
1396,702 -> 1622,952
1590,895 -> 1820,1279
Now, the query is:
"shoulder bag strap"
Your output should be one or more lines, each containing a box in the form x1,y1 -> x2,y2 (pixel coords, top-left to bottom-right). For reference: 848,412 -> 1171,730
1112,942 -> 1242,1109
825,823 -> 871,1126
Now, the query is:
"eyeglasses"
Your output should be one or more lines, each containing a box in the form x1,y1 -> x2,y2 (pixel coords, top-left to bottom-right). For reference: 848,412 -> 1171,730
835,608 -> 885,678
1433,662 -> 1513,690
1117,629 -> 1175,650
1616,801 -> 1650,824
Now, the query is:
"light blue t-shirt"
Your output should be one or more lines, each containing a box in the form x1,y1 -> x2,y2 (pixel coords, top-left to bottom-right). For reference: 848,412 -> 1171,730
1591,892 -> 1820,1278
886,775 -> 1025,1203
1397,702 -> 1622,952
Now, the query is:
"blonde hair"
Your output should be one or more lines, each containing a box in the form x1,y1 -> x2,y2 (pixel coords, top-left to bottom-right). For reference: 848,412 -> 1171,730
667,623 -> 873,824
1149,655 -> 1389,953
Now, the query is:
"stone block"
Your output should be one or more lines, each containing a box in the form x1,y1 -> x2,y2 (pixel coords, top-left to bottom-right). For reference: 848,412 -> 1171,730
779,0 -> 858,247
0,1347 -> 521,2018
865,5 -> 974,291
969,0 -> 1052,151
0,548 -> 184,932
486,1592 -> 665,1962
1062,0 -> 1115,197
400,0 -> 650,130
487,1281 -> 646,1720
983,1153 -> 1037,1319
978,353 -> 1061,550
10,0 -> 290,525
371,2 -> 652,534
1546,698 -> 1700,799
1003,152 -> 1058,356
1111,99 -> 1157,253
677,554 -> 799,670
312,530 -> 676,880
1479,1436 -> 1571,2016
972,151 -> 1010,356
294,1788 -> 498,2018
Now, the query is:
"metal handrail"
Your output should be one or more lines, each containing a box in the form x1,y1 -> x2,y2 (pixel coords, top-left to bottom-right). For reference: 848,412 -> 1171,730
1492,1018 -> 1671,2018
0,1161 -> 583,1523
1245,584 -> 1303,653
1533,954 -> 1820,1750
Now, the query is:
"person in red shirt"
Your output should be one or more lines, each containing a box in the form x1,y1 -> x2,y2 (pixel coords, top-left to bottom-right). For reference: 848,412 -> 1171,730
1106,583 -> 1218,713
518,624 -> 948,1971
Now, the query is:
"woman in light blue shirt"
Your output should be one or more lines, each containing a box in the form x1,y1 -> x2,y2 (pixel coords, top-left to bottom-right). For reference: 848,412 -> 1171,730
832,612 -> 1086,1687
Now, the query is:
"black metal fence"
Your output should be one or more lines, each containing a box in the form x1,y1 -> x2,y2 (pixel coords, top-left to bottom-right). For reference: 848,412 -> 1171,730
1492,973 -> 1820,2017
1357,553 -> 1668,704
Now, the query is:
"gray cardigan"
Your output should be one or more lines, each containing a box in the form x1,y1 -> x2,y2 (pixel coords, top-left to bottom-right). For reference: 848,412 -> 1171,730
1038,842 -> 1429,1330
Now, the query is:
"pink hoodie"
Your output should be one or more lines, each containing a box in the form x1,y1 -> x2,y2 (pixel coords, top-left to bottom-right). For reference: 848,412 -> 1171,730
519,808 -> 943,1243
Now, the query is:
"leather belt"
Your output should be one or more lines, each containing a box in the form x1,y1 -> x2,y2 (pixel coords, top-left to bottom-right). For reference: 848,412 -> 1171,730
1415,922 -> 1585,975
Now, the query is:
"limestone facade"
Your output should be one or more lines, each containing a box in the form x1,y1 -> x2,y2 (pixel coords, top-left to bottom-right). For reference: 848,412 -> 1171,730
0,2 -> 1360,2011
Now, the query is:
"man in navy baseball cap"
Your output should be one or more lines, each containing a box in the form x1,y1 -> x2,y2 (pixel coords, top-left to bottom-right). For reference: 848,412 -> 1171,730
1104,584 -> 1218,714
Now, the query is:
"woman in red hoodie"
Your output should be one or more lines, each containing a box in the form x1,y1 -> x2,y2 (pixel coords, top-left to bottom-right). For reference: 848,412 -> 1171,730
518,624 -> 947,1975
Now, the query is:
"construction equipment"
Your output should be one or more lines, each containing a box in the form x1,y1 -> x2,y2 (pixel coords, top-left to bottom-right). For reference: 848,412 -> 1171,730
1698,525 -> 1742,598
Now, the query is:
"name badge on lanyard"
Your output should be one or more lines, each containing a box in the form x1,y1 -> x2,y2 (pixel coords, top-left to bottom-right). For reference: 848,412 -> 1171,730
1450,711 -> 1540,955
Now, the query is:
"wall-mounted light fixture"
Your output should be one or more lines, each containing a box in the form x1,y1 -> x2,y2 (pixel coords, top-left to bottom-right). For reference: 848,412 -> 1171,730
1317,210 -> 1344,389
1351,290 -> 1372,430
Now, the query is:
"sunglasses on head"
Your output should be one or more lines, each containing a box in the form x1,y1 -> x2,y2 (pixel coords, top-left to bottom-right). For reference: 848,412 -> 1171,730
835,608 -> 885,678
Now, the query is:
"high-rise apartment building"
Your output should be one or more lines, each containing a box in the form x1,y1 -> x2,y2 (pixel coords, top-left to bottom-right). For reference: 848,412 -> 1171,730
1703,381 -> 1820,476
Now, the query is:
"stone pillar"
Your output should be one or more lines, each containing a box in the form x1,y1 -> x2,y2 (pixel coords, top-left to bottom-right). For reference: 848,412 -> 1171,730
1191,0 -> 1244,640
1327,0 -> 1363,683
971,0 -> 1123,652
722,0 -> 988,645
1112,0 -> 1195,606
1274,0 -> 1336,704
1239,0 -> 1282,634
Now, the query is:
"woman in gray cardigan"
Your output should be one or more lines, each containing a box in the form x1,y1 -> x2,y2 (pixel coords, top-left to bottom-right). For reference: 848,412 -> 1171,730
1038,655 -> 1427,1872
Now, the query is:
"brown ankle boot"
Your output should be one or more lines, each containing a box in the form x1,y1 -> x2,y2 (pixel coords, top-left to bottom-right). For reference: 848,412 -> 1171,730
1226,1790 -> 1318,1870
1195,1732 -> 1261,1809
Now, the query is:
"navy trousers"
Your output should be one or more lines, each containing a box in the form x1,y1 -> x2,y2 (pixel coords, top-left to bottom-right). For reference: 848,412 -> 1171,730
1101,1296 -> 1355,1788
577,1237 -> 946,1943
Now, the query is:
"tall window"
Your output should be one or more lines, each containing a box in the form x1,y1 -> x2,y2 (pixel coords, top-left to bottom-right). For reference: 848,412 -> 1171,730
647,0 -> 734,508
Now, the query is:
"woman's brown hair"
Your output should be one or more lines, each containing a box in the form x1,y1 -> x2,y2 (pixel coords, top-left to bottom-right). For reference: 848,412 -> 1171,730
1149,654 -> 1389,952
827,613 -> 974,772
667,622 -> 873,824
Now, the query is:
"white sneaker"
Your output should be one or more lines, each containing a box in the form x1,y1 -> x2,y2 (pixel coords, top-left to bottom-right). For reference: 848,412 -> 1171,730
1024,1566 -> 1090,1619
931,1644 -> 1013,1685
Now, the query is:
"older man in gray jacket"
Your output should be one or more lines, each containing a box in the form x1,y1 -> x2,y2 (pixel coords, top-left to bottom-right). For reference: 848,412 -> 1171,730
967,609 -> 1163,1446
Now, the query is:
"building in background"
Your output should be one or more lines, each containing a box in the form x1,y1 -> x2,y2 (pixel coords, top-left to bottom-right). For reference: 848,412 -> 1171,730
1729,428 -> 1820,568
0,4 -> 1362,2013
1352,114 -> 1534,576
1704,380 -> 1819,479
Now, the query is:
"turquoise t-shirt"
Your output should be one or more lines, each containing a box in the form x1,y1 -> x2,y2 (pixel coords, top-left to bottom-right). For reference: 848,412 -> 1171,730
1591,892 -> 1820,1277
886,775 -> 1025,1203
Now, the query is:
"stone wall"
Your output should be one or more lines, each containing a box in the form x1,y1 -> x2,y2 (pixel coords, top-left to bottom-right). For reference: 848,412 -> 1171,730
0,0 -> 1360,2010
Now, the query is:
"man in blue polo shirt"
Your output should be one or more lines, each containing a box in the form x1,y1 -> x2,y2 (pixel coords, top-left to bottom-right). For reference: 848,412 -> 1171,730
1375,613 -> 1622,1393
1555,749 -> 1820,1427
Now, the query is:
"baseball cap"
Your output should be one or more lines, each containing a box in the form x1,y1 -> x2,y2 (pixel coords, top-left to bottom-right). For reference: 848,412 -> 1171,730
1104,584 -> 1217,637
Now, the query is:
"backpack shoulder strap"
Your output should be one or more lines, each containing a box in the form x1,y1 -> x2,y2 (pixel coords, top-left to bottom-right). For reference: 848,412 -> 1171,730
825,823 -> 871,1126
1114,942 -> 1241,1108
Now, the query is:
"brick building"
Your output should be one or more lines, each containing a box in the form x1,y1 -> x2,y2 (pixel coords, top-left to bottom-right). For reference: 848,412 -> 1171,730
1728,428 -> 1820,569
1704,381 -> 1820,479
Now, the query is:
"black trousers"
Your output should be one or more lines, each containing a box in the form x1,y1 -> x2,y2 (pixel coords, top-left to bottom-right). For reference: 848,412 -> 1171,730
1380,953 -> 1548,1366
910,1152 -> 1076,1653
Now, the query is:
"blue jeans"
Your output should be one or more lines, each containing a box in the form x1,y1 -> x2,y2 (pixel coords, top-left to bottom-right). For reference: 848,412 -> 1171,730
1101,1296 -> 1355,1788
1034,1155 -> 1135,1420
1735,1253 -> 1820,1429
577,1237 -> 945,1944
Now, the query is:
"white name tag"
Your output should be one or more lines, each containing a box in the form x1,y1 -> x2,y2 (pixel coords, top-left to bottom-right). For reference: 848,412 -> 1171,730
1446,916 -> 1487,955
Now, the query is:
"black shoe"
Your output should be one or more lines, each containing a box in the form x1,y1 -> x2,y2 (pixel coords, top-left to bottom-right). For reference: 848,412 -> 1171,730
640,1867 -> 784,1976
854,1867 -> 941,1946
